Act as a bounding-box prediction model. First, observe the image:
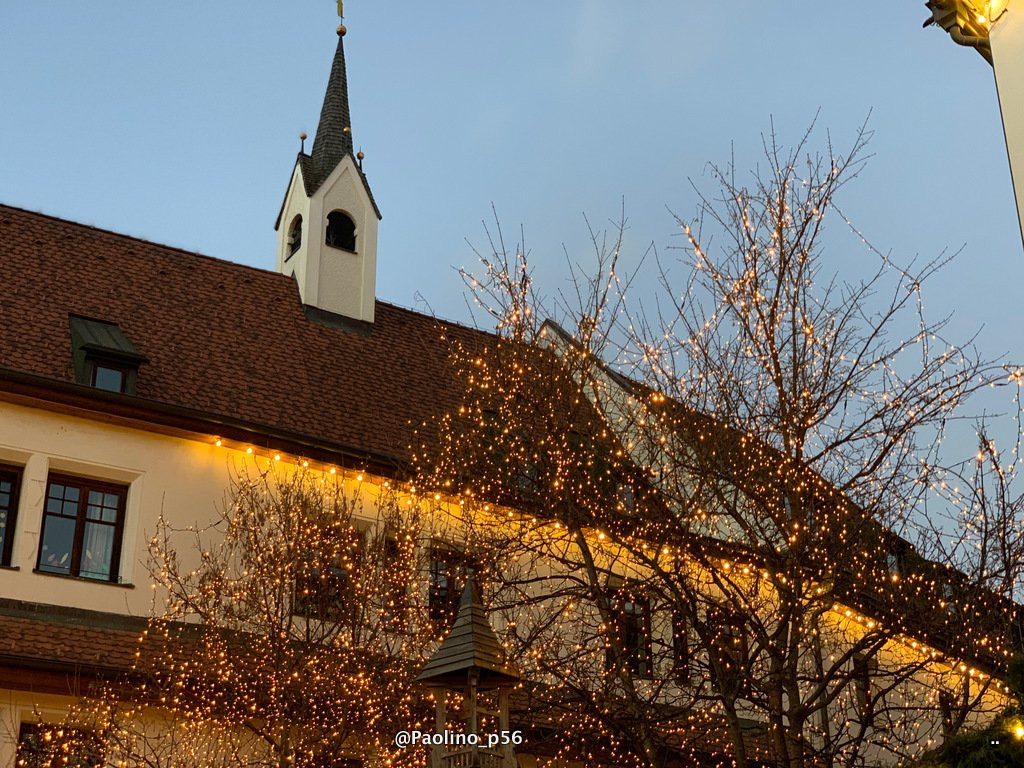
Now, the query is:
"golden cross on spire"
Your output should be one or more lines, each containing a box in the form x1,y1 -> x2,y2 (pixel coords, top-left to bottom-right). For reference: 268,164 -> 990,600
337,0 -> 344,19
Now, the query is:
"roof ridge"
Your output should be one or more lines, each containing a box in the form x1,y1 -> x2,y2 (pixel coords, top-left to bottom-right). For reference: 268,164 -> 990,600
373,298 -> 500,339
0,597 -> 148,633
0,203 -> 289,282
0,203 -> 497,340
0,204 -> 495,333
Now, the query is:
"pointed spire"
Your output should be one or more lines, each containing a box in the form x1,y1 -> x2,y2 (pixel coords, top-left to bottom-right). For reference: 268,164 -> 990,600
281,14 -> 380,226
416,576 -> 521,689
310,24 -> 354,190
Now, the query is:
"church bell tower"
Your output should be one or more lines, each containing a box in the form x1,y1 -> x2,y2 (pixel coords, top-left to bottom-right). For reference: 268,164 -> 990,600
275,12 -> 381,323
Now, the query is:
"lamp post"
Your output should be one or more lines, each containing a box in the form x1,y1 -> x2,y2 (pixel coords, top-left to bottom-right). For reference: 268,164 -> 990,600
925,0 -> 1024,249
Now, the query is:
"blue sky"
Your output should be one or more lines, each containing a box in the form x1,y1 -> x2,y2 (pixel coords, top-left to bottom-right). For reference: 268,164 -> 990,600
1,2 -> 1019,379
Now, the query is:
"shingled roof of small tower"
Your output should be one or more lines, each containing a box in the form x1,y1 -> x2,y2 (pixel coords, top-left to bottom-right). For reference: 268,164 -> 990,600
287,26 -> 381,220
416,576 -> 521,689
311,26 -> 354,180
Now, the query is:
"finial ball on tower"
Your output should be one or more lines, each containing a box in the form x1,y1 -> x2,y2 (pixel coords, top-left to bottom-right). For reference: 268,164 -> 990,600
357,151 -> 365,160
299,131 -> 308,141
337,24 -> 347,36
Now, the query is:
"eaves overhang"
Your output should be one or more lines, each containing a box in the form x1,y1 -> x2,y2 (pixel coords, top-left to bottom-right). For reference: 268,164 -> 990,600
0,368 -> 407,481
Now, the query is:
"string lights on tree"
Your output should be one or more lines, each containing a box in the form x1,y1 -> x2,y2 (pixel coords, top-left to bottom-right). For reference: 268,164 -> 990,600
32,122 -> 1024,768
414,121 -> 1021,767
36,463 -> 449,768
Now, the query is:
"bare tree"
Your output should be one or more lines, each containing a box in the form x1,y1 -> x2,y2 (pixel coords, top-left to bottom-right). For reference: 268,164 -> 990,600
911,411 -> 1024,745
42,465 -> 436,768
418,123 -> 1013,768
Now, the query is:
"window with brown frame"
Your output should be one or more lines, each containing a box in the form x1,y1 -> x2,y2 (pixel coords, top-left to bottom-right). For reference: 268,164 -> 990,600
853,653 -> 883,727
293,528 -> 364,621
938,676 -> 970,734
37,475 -> 127,582
90,360 -> 131,393
708,607 -> 750,696
0,465 -> 21,567
941,581 -> 959,616
380,535 -> 408,622
68,315 -> 146,395
428,548 -> 474,630
722,616 -> 748,664
606,583 -> 653,679
671,609 -> 690,683
621,592 -> 653,678
886,547 -> 903,577
616,483 -> 636,513
17,722 -> 104,768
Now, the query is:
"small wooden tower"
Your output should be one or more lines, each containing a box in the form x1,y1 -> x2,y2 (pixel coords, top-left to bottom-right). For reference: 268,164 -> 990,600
416,576 -> 520,768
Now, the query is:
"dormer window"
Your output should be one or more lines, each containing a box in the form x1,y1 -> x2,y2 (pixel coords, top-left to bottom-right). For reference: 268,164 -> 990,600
69,315 -> 147,395
326,210 -> 356,252
885,541 -> 906,580
92,363 -> 128,393
886,549 -> 901,575
941,581 -> 958,615
287,214 -> 303,259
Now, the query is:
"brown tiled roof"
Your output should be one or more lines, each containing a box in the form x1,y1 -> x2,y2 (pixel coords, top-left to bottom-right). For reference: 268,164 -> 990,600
0,600 -> 143,698
0,203 -> 485,468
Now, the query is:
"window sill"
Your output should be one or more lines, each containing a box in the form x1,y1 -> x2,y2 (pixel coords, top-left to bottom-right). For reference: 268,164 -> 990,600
325,243 -> 358,255
0,565 -> 20,571
32,569 -> 134,589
